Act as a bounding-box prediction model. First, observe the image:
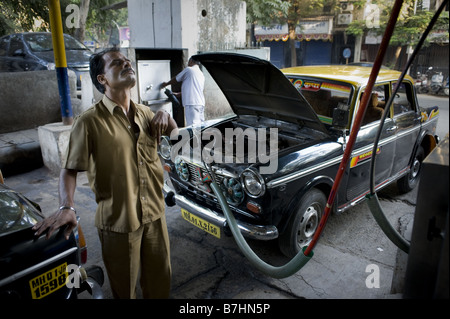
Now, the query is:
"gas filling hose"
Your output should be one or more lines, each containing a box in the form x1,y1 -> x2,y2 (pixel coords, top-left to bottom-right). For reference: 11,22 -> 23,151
366,0 -> 448,254
210,181 -> 312,279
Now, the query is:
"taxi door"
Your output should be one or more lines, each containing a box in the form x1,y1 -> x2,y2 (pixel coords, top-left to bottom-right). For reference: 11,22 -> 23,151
345,84 -> 396,201
391,81 -> 421,174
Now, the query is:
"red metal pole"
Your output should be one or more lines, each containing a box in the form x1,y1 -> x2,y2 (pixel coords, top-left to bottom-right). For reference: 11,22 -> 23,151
304,0 -> 405,256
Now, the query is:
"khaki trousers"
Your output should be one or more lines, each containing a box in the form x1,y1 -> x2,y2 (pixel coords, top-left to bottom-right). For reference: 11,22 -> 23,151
97,215 -> 171,299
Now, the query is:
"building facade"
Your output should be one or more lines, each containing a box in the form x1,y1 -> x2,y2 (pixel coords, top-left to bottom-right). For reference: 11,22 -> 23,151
253,0 -> 448,77
128,0 -> 247,59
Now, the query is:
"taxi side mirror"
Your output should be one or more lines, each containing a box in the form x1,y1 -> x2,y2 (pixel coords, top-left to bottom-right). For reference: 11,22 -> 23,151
332,107 -> 349,128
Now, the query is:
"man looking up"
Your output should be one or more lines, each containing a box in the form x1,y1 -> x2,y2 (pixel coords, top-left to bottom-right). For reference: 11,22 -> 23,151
33,48 -> 178,299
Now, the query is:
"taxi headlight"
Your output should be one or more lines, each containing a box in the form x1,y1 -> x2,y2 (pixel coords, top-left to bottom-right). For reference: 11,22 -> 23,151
46,62 -> 56,70
158,136 -> 172,160
241,169 -> 265,198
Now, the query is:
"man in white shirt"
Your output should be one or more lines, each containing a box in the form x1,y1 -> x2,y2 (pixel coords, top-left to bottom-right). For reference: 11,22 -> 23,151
161,57 -> 205,126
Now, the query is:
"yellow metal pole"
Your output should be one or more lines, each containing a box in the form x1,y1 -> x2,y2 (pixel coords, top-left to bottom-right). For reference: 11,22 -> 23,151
48,0 -> 73,125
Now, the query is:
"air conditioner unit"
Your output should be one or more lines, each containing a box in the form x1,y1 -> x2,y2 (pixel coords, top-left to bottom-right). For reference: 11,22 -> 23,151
341,2 -> 354,11
338,13 -> 353,25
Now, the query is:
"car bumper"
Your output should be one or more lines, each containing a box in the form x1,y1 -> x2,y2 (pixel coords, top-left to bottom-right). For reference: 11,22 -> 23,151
163,181 -> 278,241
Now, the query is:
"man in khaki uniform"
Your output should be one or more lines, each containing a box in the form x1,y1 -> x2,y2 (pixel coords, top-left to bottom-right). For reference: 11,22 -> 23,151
33,48 -> 178,299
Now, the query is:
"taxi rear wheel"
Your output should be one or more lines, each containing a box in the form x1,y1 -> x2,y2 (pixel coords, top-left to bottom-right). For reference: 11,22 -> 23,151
397,145 -> 424,194
279,188 -> 326,258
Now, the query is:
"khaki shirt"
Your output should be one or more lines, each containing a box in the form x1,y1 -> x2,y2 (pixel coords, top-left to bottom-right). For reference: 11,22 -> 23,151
64,95 -> 164,233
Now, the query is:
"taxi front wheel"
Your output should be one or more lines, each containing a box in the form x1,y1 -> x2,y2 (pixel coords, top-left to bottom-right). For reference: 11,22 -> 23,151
279,188 -> 326,258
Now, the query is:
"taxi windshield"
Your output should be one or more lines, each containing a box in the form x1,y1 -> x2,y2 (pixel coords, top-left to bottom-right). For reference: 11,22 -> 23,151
287,76 -> 353,125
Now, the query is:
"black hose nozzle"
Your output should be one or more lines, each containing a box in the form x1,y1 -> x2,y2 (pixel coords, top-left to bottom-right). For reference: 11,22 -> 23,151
164,88 -> 180,107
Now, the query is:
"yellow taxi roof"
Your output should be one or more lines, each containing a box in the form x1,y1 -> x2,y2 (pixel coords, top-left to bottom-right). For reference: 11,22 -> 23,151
281,65 -> 413,87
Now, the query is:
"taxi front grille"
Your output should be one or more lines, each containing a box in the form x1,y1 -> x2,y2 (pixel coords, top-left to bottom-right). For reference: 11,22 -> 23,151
174,158 -> 243,205
185,162 -> 224,186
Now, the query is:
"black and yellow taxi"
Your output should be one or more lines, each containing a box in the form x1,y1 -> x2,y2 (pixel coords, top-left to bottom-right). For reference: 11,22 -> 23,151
160,53 -> 439,258
0,171 -> 104,299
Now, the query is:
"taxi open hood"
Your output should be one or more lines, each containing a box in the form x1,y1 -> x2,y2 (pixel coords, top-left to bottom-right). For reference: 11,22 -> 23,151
193,53 -> 328,135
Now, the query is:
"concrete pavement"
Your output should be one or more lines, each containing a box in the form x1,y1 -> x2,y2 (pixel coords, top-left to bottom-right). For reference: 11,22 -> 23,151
3,162 -> 417,300
3,121 -> 438,302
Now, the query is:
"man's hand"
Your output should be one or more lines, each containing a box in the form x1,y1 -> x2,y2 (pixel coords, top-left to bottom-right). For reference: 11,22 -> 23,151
32,208 -> 77,240
151,110 -> 170,143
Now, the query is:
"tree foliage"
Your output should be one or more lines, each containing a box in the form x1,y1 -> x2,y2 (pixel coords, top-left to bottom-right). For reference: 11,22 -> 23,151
0,0 -> 52,36
346,0 -> 449,46
0,0 -> 127,46
81,0 -> 128,46
285,0 -> 338,26
245,0 -> 290,26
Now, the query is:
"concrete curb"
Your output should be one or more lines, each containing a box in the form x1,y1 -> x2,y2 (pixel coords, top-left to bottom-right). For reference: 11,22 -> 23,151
0,129 -> 43,176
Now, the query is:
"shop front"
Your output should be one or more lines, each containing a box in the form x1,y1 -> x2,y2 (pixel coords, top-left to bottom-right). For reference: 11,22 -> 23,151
255,18 -> 333,68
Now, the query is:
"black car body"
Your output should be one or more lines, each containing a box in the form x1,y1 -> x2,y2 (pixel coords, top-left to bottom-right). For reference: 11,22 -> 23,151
0,32 -> 92,90
0,178 -> 103,299
161,53 -> 439,258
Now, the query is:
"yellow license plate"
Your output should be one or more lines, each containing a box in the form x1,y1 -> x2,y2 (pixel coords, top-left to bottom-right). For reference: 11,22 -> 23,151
29,262 -> 68,299
181,209 -> 221,239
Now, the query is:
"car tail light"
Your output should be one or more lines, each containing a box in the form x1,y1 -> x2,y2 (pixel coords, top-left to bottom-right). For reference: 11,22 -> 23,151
75,217 -> 88,264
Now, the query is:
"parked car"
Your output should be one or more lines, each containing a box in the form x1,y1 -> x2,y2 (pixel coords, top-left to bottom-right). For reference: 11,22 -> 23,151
160,53 -> 439,258
0,171 -> 104,299
0,32 -> 92,90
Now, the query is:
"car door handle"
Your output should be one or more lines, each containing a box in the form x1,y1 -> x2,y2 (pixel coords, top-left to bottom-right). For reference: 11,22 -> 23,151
386,126 -> 397,133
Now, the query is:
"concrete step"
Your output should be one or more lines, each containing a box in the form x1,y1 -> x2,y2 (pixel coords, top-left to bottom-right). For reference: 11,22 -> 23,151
0,128 -> 43,176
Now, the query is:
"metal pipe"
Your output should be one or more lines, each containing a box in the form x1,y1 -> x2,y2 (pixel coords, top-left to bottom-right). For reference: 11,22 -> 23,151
48,0 -> 73,125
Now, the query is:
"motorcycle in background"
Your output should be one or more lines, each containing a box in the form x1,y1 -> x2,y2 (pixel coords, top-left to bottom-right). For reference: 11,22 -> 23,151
415,70 -> 429,94
430,72 -> 446,95
444,77 -> 449,96
415,67 -> 449,96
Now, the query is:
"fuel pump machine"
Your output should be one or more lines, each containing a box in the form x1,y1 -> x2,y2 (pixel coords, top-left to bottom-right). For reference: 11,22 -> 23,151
127,48 -> 188,127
